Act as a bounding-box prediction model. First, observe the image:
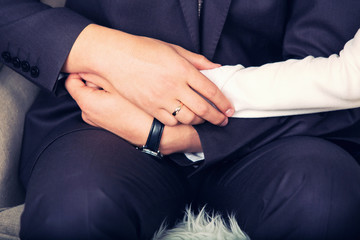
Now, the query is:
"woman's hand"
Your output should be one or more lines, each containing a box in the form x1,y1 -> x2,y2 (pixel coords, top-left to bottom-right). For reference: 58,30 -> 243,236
65,74 -> 203,154
63,24 -> 234,127
65,74 -> 152,146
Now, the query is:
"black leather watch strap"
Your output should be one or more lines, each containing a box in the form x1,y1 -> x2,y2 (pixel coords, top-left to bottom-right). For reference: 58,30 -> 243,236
137,118 -> 164,159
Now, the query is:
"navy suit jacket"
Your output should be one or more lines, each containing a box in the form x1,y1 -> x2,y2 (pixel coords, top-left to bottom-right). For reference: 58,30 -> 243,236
1,0 -> 360,185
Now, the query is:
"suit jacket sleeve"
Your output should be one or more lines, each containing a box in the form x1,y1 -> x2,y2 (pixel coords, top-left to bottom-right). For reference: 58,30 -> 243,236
194,0 -> 360,167
0,0 -> 92,92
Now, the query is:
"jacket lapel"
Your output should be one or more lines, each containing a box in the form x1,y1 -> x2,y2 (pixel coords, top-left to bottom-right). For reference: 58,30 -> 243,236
178,0 -> 200,52
201,0 -> 232,60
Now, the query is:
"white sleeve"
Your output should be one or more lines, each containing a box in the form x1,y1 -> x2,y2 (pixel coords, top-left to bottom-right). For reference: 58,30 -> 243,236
201,29 -> 360,118
184,29 -> 360,162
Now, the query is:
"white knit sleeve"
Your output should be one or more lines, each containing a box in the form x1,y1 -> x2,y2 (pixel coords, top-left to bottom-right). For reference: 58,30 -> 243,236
201,29 -> 360,118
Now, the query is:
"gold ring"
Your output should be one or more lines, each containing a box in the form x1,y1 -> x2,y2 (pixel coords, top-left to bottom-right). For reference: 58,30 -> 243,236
172,102 -> 184,116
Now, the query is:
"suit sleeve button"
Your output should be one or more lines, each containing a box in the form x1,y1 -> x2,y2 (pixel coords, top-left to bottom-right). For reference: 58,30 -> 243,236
21,61 -> 30,72
12,57 -> 21,68
30,66 -> 40,78
1,51 -> 12,63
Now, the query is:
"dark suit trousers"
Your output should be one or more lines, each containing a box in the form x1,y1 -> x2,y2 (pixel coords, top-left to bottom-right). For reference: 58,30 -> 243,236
19,129 -> 360,239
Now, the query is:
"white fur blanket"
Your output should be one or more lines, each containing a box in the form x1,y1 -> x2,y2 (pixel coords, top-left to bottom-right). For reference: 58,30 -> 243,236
153,207 -> 250,240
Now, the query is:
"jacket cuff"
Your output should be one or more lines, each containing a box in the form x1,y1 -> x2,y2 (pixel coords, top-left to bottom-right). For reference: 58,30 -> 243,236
0,7 -> 92,93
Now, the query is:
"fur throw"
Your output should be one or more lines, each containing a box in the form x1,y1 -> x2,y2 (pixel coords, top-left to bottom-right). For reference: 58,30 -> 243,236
153,207 -> 250,240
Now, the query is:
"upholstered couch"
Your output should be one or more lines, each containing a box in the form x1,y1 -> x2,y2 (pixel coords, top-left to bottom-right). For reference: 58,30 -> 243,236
0,1 -> 64,239
0,64 -> 37,239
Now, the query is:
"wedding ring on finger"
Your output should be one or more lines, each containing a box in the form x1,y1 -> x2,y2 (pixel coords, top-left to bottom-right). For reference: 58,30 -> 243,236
172,102 -> 184,116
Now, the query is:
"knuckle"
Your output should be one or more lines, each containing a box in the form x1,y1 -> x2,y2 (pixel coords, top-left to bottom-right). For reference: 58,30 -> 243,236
198,55 -> 207,62
181,114 -> 196,125
214,115 -> 226,125
196,104 -> 209,116
166,118 -> 178,127
81,112 -> 90,123
78,99 -> 86,108
81,103 -> 92,115
182,119 -> 192,125
171,44 -> 182,52
177,58 -> 191,70
74,94 -> 88,109
161,78 -> 178,91
187,114 -> 198,125
205,85 -> 219,99
158,112 -> 178,126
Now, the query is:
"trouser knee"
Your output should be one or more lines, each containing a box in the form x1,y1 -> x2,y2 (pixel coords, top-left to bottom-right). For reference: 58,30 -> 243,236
197,136 -> 360,239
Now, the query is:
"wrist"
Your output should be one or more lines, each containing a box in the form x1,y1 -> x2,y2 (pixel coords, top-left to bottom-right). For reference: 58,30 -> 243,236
62,24 -> 96,73
62,24 -> 126,76
159,125 -> 202,155
137,118 -> 164,159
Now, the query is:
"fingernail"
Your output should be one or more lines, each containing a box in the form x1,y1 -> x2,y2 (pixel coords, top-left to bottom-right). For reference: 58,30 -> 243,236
220,118 -> 228,127
225,108 -> 234,117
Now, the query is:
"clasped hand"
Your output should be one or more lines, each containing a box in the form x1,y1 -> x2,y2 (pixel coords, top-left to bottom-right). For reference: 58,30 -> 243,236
66,73 -> 203,155
64,24 -> 234,154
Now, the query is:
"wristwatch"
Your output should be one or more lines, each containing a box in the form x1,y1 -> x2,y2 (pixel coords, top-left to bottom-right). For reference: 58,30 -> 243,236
137,118 -> 164,159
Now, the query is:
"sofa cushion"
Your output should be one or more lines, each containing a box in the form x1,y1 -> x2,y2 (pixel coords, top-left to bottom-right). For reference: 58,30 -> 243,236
0,205 -> 23,240
0,0 -> 65,211
0,66 -> 39,208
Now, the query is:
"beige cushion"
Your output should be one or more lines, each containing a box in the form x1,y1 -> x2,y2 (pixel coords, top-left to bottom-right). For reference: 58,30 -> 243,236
0,65 -> 39,208
0,205 -> 23,240
0,0 -> 65,210
0,2 -> 65,238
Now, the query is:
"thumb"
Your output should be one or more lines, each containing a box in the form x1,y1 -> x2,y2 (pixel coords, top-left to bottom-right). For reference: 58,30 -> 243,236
65,73 -> 89,103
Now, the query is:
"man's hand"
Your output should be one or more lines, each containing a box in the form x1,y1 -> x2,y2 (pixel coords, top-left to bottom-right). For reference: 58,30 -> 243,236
65,74 -> 203,155
63,24 -> 234,127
